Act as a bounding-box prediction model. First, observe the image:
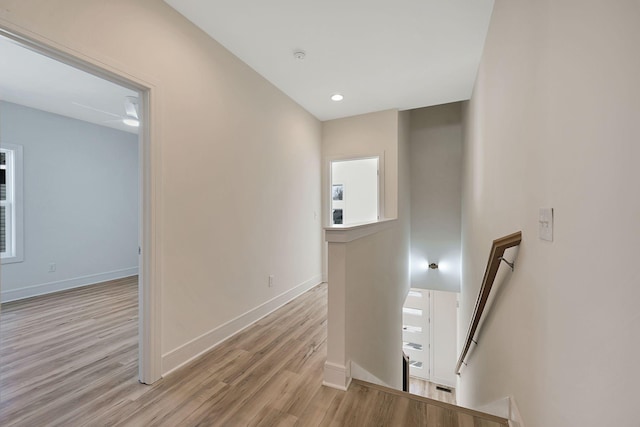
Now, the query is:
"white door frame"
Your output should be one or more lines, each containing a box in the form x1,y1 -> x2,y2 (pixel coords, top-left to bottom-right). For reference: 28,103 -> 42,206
0,23 -> 162,384
326,153 -> 385,226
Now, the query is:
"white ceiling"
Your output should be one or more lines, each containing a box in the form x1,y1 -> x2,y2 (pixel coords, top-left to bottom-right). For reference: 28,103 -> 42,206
163,0 -> 494,121
0,36 -> 139,134
0,2 -> 494,128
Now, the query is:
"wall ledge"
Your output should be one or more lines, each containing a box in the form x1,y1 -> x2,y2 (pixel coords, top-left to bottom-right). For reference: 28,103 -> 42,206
324,219 -> 396,243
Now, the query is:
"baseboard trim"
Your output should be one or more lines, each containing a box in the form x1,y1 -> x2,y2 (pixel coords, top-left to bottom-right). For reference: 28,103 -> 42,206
322,361 -> 352,391
350,360 -> 391,388
477,397 -> 510,419
430,374 -> 456,389
162,275 -> 322,376
508,395 -> 525,427
1,267 -> 139,302
477,396 -> 525,427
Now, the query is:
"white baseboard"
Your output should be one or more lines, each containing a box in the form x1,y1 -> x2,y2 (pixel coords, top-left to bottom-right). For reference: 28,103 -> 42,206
430,374 -> 456,389
323,361 -> 352,391
350,360 -> 391,388
477,396 -> 525,427
1,267 -> 139,302
508,395 -> 525,427
478,396 -> 510,419
162,275 -> 322,376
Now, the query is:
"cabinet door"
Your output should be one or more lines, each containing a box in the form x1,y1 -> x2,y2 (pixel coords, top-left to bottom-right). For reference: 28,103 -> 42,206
402,289 -> 429,380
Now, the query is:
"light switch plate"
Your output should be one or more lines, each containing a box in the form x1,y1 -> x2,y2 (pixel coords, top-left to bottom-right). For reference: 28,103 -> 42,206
539,208 -> 553,241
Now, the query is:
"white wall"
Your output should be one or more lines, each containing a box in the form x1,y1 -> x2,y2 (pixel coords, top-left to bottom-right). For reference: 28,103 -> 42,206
323,110 -> 411,389
343,223 -> 409,388
430,290 -> 457,388
322,109 -> 400,280
409,103 -> 462,292
459,1 -> 640,426
331,158 -> 378,225
0,0 -> 322,372
0,101 -> 138,301
323,110 -> 399,220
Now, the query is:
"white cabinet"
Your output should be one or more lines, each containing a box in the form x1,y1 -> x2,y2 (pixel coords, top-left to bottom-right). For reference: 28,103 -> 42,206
402,289 -> 429,379
402,288 -> 458,387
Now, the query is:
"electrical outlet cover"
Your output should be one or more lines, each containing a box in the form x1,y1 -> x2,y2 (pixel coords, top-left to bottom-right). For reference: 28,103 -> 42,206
539,208 -> 553,241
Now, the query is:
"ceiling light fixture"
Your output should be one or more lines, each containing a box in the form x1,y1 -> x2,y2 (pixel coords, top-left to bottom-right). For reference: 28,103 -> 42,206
122,115 -> 139,127
122,96 -> 140,127
331,93 -> 344,102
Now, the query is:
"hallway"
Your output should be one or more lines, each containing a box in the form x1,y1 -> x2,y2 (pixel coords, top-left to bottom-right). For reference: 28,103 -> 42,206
0,280 -> 504,426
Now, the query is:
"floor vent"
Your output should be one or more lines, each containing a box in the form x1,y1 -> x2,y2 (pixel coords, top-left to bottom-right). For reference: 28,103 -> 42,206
436,386 -> 452,393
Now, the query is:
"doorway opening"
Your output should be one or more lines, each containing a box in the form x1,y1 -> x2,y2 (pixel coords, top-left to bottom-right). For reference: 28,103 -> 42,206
402,287 -> 459,404
330,157 -> 380,226
0,27 -> 157,399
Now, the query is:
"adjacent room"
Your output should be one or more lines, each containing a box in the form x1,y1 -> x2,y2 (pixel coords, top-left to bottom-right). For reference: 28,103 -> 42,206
0,34 -> 141,419
2,0 -> 637,425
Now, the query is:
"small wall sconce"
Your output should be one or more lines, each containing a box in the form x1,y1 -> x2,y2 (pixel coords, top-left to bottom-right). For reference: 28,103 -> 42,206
428,263 -> 439,270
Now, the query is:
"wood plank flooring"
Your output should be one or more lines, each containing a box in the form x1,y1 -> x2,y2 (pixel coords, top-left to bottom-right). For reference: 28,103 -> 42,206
0,277 -> 507,426
409,377 -> 457,405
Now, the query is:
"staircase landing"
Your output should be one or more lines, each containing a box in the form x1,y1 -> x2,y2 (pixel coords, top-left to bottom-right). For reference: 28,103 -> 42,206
341,379 -> 509,427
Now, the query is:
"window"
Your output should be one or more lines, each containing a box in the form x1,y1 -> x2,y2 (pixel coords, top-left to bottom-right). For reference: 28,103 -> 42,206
1,144 -> 23,264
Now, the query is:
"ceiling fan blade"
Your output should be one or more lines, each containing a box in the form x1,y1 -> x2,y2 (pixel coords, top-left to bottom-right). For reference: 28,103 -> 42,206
72,101 -> 121,118
124,96 -> 139,120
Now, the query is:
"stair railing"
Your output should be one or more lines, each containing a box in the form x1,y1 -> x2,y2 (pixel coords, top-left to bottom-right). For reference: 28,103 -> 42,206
456,231 -> 522,375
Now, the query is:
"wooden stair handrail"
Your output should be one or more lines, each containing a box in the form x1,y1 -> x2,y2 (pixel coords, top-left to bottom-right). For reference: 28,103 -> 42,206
455,231 -> 522,375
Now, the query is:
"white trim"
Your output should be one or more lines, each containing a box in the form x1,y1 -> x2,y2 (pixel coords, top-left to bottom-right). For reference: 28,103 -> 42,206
137,82 -> 162,384
329,155 -> 383,225
476,396 -> 510,419
0,267 -> 139,302
476,396 -> 525,427
326,153 -> 386,227
350,360 -> 391,388
0,144 -> 24,264
324,218 -> 396,243
162,275 -> 322,376
508,395 -> 525,427
322,361 -> 352,391
0,21 -> 162,384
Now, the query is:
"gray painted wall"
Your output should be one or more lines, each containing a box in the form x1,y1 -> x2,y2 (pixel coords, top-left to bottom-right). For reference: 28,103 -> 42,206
409,103 -> 463,292
0,101 -> 138,301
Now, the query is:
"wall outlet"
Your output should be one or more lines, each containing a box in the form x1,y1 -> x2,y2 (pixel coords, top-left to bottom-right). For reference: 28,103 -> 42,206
268,275 -> 274,287
48,263 -> 56,272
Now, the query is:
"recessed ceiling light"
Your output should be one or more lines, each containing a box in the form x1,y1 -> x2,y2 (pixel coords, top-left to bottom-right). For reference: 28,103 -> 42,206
331,93 -> 344,102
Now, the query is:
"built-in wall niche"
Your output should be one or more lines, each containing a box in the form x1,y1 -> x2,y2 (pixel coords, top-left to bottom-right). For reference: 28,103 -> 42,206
330,157 -> 379,226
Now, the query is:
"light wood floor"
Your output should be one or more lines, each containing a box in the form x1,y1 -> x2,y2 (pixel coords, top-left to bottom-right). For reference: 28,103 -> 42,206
0,277 -> 507,426
409,377 -> 457,405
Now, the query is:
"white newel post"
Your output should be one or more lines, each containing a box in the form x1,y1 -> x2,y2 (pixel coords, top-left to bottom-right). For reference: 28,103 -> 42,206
322,220 -> 396,390
322,240 -> 351,390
